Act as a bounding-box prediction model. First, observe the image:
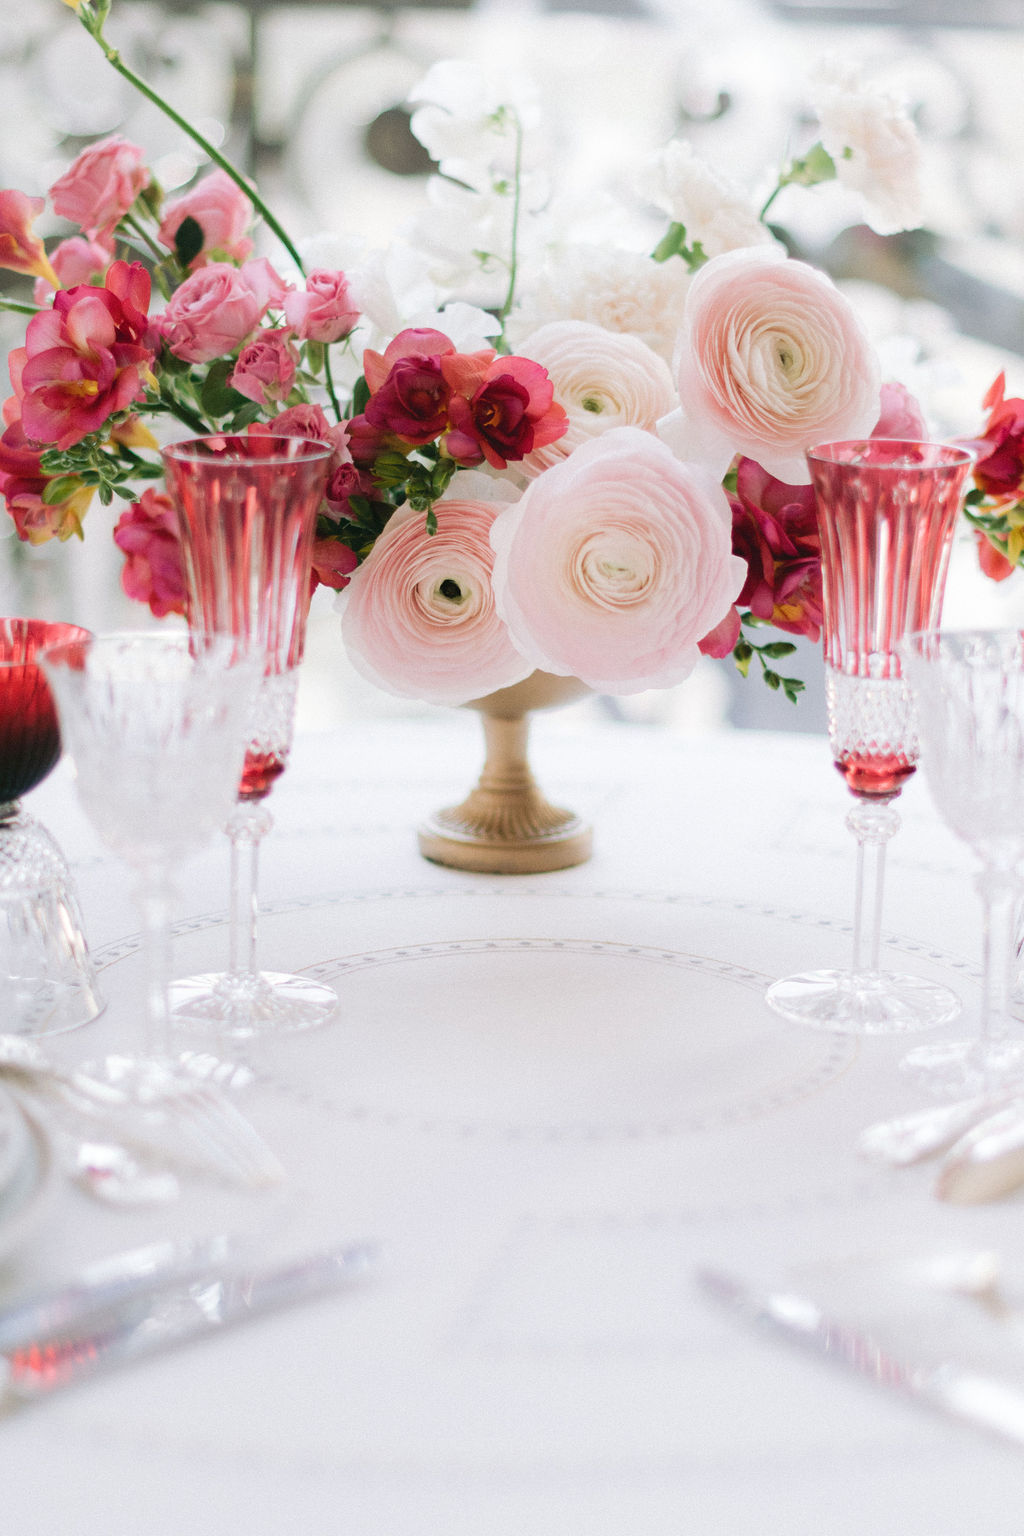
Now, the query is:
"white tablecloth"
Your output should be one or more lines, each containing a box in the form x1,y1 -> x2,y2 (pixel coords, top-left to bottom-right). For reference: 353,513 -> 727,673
5,706 -> 1024,1534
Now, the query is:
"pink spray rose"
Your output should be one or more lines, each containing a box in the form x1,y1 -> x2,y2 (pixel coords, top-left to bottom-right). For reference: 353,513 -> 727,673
871,380 -> 927,440
490,426 -> 746,694
113,489 -> 188,618
18,260 -> 157,450
249,403 -> 350,468
157,168 -> 254,268
32,234 -> 114,303
230,330 -> 298,407
339,494 -> 532,705
158,262 -> 267,363
0,190 -> 58,286
663,246 -> 881,484
283,269 -> 359,343
49,135 -> 150,239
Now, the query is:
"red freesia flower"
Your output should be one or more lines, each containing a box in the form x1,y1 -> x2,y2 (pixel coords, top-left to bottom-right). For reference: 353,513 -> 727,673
963,372 -> 1024,502
441,353 -> 568,470
310,537 -> 359,593
18,260 -> 157,451
365,354 -> 451,445
729,457 -> 823,642
0,416 -> 92,542
973,527 -> 1015,583
0,190 -> 58,287
113,489 -> 187,618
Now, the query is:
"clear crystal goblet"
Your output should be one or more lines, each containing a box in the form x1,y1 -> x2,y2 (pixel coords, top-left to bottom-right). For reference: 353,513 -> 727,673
899,629 -> 1024,1095
160,433 -> 335,1039
766,439 -> 974,1033
0,617 -> 104,1035
41,631 -> 257,1093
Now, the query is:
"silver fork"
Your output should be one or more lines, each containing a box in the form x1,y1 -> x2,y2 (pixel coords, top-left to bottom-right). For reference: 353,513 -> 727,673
0,1037 -> 284,1190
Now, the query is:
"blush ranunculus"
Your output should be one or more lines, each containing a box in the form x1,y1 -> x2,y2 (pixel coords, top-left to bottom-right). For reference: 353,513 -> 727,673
48,135 -> 150,239
18,260 -> 157,450
490,426 -> 746,694
157,262 -> 266,364
113,489 -> 188,618
514,320 -> 676,477
441,351 -> 568,470
157,168 -> 254,267
662,246 -> 880,484
229,330 -> 298,407
283,269 -> 360,343
338,495 -> 532,705
0,190 -> 58,286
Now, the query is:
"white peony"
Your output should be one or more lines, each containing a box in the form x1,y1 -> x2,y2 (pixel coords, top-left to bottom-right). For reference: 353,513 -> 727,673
515,320 -> 677,477
506,245 -> 691,363
809,56 -> 924,236
637,140 -> 781,259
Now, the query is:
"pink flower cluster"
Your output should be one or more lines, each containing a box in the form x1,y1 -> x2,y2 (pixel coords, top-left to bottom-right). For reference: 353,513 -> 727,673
351,329 -> 568,471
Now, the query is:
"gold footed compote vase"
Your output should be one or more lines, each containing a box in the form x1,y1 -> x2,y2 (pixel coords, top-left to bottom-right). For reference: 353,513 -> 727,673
418,671 -> 592,874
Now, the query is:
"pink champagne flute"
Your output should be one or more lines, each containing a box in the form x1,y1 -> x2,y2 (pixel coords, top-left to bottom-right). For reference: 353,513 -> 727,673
0,618 -> 104,1035
161,434 -> 334,1038
766,439 -> 974,1033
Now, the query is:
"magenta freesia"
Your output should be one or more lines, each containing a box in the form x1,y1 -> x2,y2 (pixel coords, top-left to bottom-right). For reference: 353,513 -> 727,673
663,247 -> 881,484
491,426 -> 746,693
0,190 -> 58,286
339,493 -> 532,705
113,489 -> 188,617
157,168 -> 254,267
48,134 -> 150,240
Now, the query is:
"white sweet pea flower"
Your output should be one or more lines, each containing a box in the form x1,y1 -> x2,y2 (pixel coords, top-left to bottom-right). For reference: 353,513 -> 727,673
403,177 -> 517,298
637,140 -> 780,259
809,56 -> 924,236
407,58 -> 544,193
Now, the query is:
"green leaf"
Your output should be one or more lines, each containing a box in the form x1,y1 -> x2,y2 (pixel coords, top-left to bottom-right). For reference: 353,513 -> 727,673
41,476 -> 81,506
651,222 -> 687,264
201,359 -> 246,418
351,375 -> 370,415
174,215 -> 204,269
228,402 -> 264,431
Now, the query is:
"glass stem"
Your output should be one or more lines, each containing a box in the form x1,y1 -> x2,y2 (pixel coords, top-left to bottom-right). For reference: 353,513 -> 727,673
227,802 -> 273,983
136,872 -> 176,1062
846,798 -> 900,976
976,863 -> 1019,1062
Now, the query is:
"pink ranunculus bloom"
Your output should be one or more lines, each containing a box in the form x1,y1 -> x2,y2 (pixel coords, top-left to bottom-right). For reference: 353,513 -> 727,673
664,246 -> 881,484
0,418 -> 92,543
441,352 -> 569,470
0,190 -> 58,286
49,135 -> 150,239
338,496 -> 532,705
249,403 -> 350,469
871,380 -> 927,440
283,269 -> 359,344
157,262 -> 266,364
490,426 -> 746,694
32,233 -> 114,303
157,168 -> 254,268
310,537 -> 359,593
729,457 -> 823,643
113,489 -> 188,618
229,330 -> 298,407
19,261 -> 157,451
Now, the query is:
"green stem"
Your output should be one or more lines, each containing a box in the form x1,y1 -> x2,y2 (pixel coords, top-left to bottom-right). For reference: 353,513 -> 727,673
0,297 -> 42,316
80,12 -> 307,278
496,112 -> 524,336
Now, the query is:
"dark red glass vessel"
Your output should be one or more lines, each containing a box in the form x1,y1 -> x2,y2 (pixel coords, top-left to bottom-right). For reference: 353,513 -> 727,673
0,619 -> 91,811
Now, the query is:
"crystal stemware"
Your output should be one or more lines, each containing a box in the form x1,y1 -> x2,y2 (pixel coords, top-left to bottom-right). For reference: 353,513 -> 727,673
766,439 -> 974,1033
899,629 -> 1024,1095
160,433 -> 334,1038
0,617 -> 104,1035
40,631 -> 257,1092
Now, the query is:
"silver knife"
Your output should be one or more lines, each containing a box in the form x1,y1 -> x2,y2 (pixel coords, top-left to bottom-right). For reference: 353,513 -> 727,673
1,1240 -> 378,1401
697,1265 -> 1024,1450
0,1234 -> 241,1353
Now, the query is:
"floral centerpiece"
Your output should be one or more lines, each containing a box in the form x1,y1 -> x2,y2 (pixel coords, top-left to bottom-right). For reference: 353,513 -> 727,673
0,0 -> 941,713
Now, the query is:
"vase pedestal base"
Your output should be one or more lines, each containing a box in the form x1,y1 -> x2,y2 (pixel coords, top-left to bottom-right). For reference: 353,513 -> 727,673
418,677 -> 592,874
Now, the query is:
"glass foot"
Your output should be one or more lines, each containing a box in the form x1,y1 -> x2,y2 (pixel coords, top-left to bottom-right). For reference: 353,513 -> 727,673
765,968 -> 961,1034
169,970 -> 337,1038
901,1038 -> 1024,1098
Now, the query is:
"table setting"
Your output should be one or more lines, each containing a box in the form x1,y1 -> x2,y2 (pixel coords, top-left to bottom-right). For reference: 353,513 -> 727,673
5,4 -> 1024,1529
